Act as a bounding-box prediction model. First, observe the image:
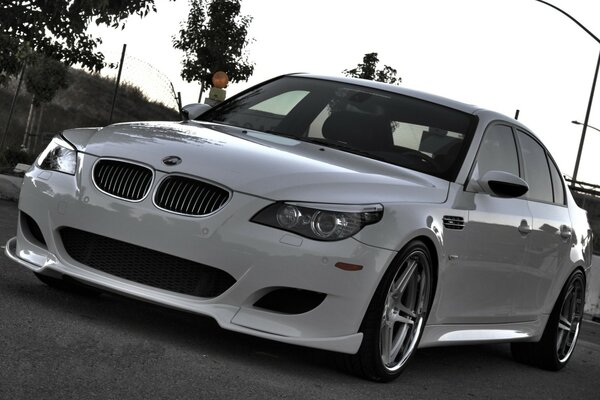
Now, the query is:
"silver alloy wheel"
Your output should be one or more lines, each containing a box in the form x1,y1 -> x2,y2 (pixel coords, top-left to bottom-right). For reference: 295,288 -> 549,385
380,250 -> 431,371
556,275 -> 584,363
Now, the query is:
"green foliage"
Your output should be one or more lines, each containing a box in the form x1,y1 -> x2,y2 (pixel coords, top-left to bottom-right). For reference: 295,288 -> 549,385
0,148 -> 35,169
343,53 -> 401,85
173,0 -> 254,100
0,147 -> 36,175
0,0 -> 169,85
25,55 -> 70,106
0,34 -> 23,86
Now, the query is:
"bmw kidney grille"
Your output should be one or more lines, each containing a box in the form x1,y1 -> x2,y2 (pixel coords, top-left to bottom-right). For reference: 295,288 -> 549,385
93,159 -> 153,201
92,159 -> 230,216
154,175 -> 230,216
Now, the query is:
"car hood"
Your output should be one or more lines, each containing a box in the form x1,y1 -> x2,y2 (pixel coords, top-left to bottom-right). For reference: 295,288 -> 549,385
74,121 -> 449,204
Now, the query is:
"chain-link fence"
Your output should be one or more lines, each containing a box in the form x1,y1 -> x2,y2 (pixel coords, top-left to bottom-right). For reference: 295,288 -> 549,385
101,49 -> 180,111
0,51 -> 180,172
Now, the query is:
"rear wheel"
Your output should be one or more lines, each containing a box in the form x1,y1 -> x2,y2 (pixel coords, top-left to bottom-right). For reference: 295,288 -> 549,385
342,241 -> 433,382
34,272 -> 102,296
511,270 -> 585,370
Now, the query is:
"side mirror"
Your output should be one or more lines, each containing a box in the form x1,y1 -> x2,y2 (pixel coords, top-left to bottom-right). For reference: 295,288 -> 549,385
478,170 -> 529,198
181,103 -> 212,121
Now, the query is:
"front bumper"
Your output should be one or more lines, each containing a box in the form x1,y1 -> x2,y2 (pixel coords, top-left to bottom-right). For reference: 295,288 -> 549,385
6,160 -> 397,354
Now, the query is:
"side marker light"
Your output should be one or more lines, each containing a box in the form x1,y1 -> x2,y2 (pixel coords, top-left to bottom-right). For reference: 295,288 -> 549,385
335,262 -> 363,271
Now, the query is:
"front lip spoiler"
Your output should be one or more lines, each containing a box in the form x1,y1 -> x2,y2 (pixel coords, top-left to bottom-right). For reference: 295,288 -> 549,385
4,236 -> 364,354
4,237 -> 42,272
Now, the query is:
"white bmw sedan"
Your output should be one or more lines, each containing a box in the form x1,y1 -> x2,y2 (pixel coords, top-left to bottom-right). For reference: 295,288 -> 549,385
5,74 -> 593,381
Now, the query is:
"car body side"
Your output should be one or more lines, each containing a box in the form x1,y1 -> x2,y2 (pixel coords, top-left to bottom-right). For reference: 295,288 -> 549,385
419,110 -> 593,346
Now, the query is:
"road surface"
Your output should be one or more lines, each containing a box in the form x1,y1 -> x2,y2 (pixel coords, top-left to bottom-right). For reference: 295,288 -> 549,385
1,200 -> 599,399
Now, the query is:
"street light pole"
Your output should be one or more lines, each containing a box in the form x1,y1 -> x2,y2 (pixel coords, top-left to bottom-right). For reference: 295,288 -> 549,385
573,49 -> 600,182
533,0 -> 600,184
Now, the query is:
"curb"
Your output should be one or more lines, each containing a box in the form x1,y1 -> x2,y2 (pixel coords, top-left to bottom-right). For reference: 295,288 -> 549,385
0,174 -> 23,202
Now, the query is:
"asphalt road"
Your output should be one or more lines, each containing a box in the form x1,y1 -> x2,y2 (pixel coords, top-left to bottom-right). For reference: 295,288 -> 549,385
1,199 -> 599,399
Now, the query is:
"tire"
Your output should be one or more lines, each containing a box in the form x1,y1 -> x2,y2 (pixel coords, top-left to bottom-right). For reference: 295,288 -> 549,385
34,272 -> 102,296
511,270 -> 585,370
342,240 -> 433,382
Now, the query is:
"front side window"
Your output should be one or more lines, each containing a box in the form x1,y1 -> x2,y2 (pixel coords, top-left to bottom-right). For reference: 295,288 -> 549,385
516,130 -> 553,203
200,76 -> 476,181
472,124 -> 520,179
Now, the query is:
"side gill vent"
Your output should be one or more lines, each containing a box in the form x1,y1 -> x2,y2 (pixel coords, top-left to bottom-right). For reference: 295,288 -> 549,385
443,216 -> 465,230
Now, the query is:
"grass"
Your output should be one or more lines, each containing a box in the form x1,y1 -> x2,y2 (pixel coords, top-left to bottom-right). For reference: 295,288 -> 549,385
0,68 -> 180,158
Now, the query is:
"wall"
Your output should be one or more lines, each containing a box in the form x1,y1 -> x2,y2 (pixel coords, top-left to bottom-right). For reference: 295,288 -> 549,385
585,255 -> 600,318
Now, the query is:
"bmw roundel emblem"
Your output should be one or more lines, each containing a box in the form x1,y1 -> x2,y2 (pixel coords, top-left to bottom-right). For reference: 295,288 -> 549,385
162,156 -> 182,166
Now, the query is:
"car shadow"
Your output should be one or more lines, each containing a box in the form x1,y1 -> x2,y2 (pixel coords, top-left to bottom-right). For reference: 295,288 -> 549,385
6,277 -> 529,383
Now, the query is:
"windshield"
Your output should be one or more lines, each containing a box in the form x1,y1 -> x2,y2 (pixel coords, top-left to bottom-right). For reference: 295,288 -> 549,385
199,76 -> 476,181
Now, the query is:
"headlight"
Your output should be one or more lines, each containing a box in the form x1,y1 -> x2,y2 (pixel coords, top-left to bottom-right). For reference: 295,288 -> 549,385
37,136 -> 77,175
251,202 -> 383,241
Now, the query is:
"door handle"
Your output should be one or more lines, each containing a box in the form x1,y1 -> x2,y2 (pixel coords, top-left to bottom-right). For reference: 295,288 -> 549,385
518,219 -> 532,235
560,225 -> 572,240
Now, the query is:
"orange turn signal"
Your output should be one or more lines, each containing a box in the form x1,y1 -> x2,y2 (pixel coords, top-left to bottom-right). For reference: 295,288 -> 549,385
335,262 -> 363,271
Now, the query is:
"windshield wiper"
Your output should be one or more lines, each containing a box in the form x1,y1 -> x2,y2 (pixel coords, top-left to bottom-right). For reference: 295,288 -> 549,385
294,136 -> 387,162
224,126 -> 387,162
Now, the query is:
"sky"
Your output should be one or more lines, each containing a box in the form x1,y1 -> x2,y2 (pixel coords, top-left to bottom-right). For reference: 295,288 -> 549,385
88,0 -> 600,184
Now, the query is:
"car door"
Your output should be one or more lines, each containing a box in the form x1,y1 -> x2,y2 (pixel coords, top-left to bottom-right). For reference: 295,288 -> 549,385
511,130 -> 572,321
438,123 -> 533,324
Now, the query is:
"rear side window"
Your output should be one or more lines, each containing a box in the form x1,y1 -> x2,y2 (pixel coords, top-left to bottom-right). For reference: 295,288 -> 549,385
548,157 -> 565,205
516,130 -> 553,203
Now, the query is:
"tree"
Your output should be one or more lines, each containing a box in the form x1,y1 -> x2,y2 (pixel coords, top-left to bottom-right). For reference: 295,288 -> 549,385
173,0 -> 254,101
343,52 -> 401,85
25,55 -> 70,107
20,54 -> 71,153
0,0 -> 169,85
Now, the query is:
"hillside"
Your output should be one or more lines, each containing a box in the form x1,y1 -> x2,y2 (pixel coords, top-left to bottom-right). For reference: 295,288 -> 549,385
0,68 -> 180,153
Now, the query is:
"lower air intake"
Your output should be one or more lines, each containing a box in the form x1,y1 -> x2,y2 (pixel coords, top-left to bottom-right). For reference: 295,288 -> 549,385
22,212 -> 47,247
60,228 -> 235,298
254,288 -> 326,314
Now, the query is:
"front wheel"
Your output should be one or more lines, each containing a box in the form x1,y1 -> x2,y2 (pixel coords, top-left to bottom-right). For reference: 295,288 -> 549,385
342,241 -> 433,382
511,269 -> 585,370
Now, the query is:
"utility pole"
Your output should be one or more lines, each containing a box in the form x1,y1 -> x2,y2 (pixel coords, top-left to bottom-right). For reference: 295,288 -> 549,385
533,1 -> 600,184
109,44 -> 127,125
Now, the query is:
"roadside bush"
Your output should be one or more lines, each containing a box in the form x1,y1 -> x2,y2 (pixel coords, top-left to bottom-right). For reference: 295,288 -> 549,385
0,148 -> 36,175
